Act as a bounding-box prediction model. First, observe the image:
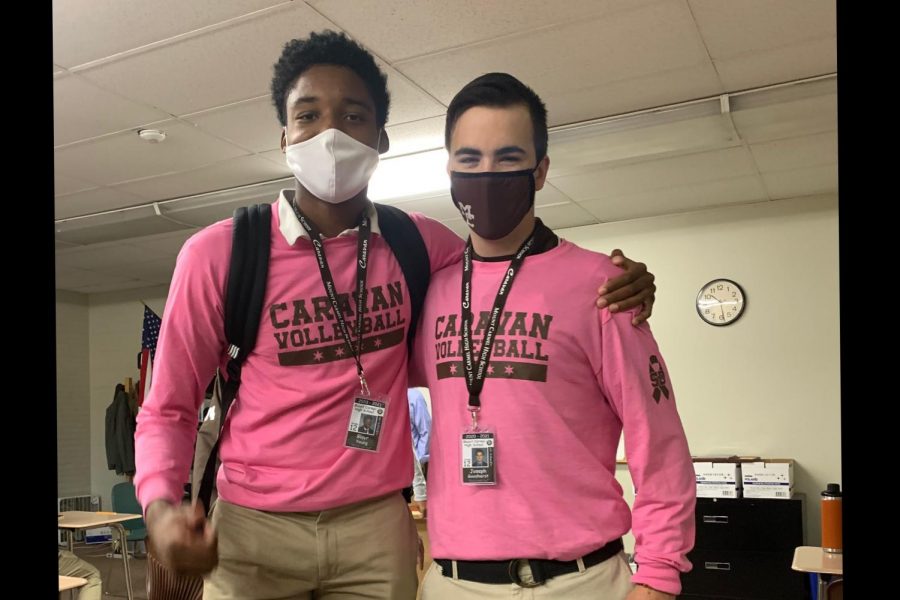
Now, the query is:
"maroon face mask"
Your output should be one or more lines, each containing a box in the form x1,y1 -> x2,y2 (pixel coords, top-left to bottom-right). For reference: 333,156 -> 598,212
450,167 -> 537,240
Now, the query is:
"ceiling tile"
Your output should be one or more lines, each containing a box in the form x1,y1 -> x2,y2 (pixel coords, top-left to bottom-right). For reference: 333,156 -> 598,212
762,164 -> 837,199
536,201 -> 599,230
55,266 -> 138,289
55,121 -> 248,186
544,63 -> 723,126
104,257 -> 178,282
55,187 -> 148,219
714,37 -> 836,91
579,175 -> 767,221
311,0 -> 660,62
536,182 -> 574,206
396,2 -> 710,109
77,4 -> 335,115
72,280 -> 158,294
54,75 -> 172,146
378,60 -> 448,124
117,155 -> 291,202
185,97 -> 282,153
731,84 -> 836,144
55,172 -> 98,197
750,132 -> 837,174
549,147 -> 757,201
56,244 -> 164,270
688,0 -> 835,60
129,230 -> 198,257
258,148 -> 291,168
53,0 -> 291,67
383,116 -> 446,158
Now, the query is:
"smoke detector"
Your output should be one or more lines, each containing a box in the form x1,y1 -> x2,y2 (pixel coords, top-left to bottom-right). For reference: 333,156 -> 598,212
138,128 -> 166,143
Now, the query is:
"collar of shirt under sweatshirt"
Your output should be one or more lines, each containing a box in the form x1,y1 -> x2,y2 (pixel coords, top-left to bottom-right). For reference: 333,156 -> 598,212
277,189 -> 380,245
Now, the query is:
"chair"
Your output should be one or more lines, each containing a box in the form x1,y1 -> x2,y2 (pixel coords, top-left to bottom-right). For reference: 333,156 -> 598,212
111,481 -> 147,555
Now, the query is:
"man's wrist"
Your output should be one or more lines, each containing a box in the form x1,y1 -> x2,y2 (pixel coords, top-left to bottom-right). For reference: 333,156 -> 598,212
145,499 -> 175,529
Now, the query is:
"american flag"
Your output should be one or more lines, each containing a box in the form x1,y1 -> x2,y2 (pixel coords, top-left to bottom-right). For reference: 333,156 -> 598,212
137,305 -> 162,406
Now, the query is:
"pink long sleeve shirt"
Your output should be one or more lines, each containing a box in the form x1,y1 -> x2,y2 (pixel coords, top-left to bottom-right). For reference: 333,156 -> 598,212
135,193 -> 463,513
411,239 -> 696,595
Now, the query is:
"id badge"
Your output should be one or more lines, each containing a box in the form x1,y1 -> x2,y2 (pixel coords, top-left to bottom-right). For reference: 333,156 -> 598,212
345,393 -> 389,452
461,431 -> 496,485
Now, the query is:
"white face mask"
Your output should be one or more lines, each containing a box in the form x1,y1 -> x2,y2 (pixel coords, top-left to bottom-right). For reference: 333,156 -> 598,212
284,129 -> 381,204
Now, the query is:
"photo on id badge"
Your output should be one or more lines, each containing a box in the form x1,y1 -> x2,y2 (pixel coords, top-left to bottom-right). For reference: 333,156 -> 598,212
345,395 -> 387,451
462,432 -> 496,484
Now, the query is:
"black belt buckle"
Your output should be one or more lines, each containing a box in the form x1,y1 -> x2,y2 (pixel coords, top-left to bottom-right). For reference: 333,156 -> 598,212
508,559 -> 545,588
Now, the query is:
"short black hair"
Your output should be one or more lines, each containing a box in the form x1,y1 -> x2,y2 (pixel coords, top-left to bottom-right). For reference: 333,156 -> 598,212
271,30 -> 390,128
445,73 -> 549,161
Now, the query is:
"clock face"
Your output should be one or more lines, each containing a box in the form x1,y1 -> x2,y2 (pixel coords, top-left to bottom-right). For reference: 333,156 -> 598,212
696,279 -> 746,326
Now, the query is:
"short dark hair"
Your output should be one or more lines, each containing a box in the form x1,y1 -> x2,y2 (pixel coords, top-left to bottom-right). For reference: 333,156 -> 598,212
445,72 -> 549,161
271,30 -> 390,128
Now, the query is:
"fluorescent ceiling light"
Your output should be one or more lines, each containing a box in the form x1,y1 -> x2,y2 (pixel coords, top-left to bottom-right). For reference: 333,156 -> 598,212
367,148 -> 450,202
547,97 -> 738,176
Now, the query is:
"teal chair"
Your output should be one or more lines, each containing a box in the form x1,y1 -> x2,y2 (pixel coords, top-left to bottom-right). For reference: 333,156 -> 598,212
111,481 -> 147,555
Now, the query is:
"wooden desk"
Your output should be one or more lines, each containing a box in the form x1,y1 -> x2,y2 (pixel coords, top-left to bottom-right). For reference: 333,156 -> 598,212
59,511 -> 142,600
792,546 -> 843,599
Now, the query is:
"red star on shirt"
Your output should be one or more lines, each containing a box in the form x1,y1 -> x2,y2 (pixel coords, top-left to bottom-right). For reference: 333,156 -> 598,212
313,351 -> 324,362
449,363 -> 458,374
373,338 -> 383,348
335,347 -> 345,357
504,365 -> 514,376
487,366 -> 495,375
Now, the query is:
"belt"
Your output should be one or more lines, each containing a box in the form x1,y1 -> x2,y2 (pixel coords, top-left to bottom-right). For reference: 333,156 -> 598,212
434,538 -> 624,587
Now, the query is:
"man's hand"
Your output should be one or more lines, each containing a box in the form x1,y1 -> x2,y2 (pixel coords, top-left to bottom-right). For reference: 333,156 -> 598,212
146,500 -> 218,577
625,583 -> 676,600
597,249 -> 656,325
412,500 -> 427,518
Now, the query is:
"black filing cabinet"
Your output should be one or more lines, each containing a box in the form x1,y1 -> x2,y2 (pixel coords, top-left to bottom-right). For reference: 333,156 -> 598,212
679,497 -> 809,600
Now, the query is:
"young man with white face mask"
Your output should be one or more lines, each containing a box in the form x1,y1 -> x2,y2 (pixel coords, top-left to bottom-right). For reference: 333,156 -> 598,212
412,74 -> 696,600
135,32 -> 658,599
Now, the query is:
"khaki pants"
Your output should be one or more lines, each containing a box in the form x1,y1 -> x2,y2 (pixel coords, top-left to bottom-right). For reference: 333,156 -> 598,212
421,551 -> 634,600
205,493 -> 419,600
58,550 -> 102,600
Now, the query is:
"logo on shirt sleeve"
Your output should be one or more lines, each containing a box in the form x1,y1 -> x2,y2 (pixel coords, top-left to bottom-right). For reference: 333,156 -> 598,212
649,355 -> 669,403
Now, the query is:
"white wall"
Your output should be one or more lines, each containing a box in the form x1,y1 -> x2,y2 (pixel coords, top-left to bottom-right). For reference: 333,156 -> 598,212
555,194 -> 840,551
56,290 -> 92,499
87,285 -> 168,511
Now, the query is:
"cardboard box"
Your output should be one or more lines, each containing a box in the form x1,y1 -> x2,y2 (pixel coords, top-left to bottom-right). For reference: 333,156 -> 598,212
693,458 -> 742,499
85,526 -> 113,544
741,459 -> 794,499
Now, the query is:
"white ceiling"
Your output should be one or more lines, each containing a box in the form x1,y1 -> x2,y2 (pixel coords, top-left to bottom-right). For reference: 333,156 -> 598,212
53,0 -> 837,293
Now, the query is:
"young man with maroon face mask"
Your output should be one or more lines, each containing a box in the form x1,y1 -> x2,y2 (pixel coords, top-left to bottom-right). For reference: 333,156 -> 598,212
411,73 -> 696,600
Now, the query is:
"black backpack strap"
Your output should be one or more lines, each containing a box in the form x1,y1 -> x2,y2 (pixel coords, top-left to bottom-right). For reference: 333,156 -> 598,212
197,203 -> 271,513
374,203 -> 431,352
